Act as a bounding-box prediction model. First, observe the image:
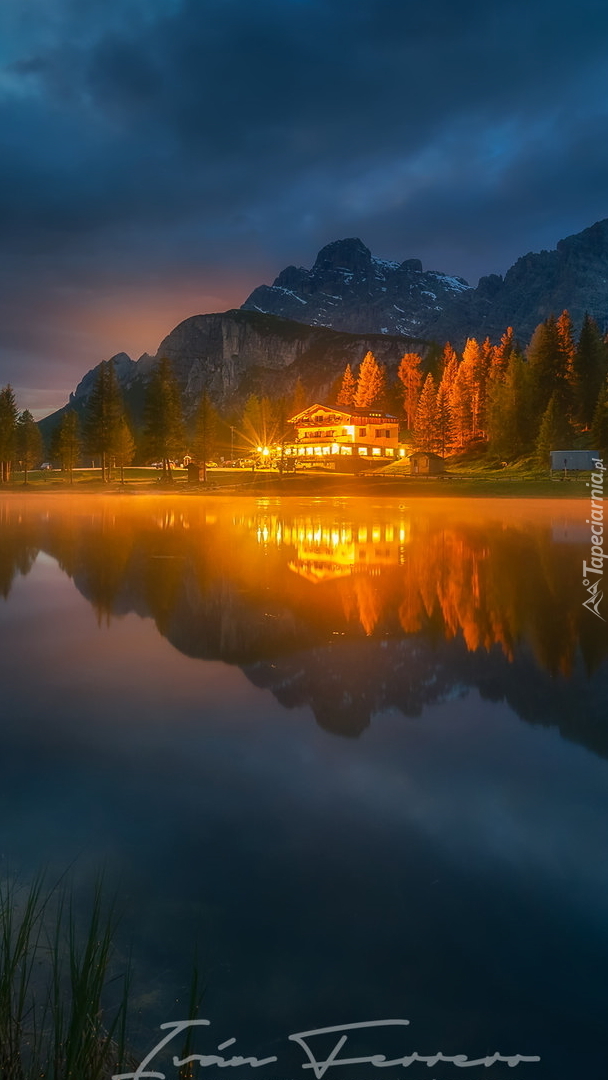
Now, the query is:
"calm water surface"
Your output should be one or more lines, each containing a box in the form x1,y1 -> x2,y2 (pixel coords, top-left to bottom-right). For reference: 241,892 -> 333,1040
0,494 -> 607,1079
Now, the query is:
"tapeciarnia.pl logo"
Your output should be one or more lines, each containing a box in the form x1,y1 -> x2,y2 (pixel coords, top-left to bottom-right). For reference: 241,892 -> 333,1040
582,457 -> 606,621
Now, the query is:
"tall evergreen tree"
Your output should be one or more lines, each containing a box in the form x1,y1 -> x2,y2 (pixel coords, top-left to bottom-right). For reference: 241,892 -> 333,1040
397,352 -> 423,428
53,410 -> 81,484
0,385 -> 18,483
336,364 -> 357,407
142,357 -> 185,477
571,313 -> 608,428
413,374 -> 439,451
83,360 -> 124,482
354,352 -> 385,409
486,353 -> 531,459
591,379 -> 608,460
535,393 -> 572,468
192,391 -> 219,480
449,360 -> 474,448
290,377 -> 308,415
526,316 -> 569,423
16,410 -> 43,484
113,416 -> 136,485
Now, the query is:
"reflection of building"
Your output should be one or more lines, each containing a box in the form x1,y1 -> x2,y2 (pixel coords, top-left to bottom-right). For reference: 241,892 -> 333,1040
285,519 -> 410,582
285,403 -> 406,471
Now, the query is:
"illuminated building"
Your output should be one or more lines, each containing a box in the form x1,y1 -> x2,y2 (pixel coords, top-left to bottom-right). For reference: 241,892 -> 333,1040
285,403 -> 406,470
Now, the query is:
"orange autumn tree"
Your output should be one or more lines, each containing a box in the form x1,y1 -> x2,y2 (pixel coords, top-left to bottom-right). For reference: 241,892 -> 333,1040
336,363 -> 357,406
354,351 -> 386,408
397,352 -> 423,428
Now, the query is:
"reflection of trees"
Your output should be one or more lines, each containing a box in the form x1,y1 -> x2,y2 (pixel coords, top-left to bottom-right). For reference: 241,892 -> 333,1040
1,497 -> 607,751
0,504 -> 39,598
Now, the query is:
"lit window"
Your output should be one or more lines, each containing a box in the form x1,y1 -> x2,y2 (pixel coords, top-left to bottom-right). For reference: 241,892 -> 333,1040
340,446 -> 352,455
385,448 -> 394,456
372,447 -> 381,456
358,447 -> 368,456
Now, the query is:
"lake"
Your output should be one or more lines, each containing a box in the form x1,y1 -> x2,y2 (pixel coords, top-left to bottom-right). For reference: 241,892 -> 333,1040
0,493 -> 606,1079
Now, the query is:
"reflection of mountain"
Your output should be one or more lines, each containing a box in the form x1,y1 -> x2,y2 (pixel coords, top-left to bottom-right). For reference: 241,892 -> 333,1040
1,498 -> 606,752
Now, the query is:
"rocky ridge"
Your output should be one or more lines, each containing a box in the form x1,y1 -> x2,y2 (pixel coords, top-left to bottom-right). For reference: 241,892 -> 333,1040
242,222 -> 608,344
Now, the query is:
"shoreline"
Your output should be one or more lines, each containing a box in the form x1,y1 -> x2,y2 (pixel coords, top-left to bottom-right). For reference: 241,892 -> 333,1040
0,473 -> 591,500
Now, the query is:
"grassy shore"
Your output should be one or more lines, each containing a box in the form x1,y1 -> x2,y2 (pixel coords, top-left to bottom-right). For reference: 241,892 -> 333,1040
0,464 -> 592,498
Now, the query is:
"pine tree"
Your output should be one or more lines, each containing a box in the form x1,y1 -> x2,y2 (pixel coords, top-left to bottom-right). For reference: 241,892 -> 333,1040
526,316 -> 568,422
591,379 -> 608,460
83,360 -> 124,482
290,377 -> 308,415
571,313 -> 608,428
16,410 -> 43,484
413,374 -> 439,451
397,352 -> 423,427
54,411 -> 81,484
0,385 -> 18,482
354,352 -> 385,409
113,416 -> 135,484
142,357 -> 185,477
336,364 -> 357,407
486,352 -> 531,460
449,360 -> 473,448
192,391 -> 219,480
535,394 -> 572,468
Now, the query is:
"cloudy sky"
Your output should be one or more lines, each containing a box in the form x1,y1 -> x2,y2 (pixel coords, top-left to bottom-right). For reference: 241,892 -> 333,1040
2,0 -> 608,415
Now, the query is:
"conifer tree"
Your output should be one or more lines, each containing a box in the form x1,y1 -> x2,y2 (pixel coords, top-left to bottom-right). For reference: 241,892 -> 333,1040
491,326 -> 515,376
535,393 -> 572,468
435,379 -> 453,456
397,352 -> 423,427
54,410 -> 81,484
413,374 -> 439,451
526,316 -> 568,422
83,359 -> 124,482
192,391 -> 219,480
571,313 -> 608,428
16,410 -> 43,484
486,353 -> 530,459
449,359 -> 474,448
336,364 -> 357,407
354,351 -> 385,409
591,379 -> 608,460
290,377 -> 308,415
0,385 -> 18,482
143,357 -> 185,478
113,417 -> 136,484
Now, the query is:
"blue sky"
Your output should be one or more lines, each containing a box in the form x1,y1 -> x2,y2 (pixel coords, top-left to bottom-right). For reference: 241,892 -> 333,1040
2,0 -> 608,413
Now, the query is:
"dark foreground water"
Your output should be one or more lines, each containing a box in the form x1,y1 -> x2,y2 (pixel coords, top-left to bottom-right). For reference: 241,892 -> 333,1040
0,494 -> 607,1079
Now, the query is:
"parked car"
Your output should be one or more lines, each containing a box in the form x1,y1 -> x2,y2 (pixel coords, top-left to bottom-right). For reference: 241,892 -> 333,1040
39,462 -> 53,470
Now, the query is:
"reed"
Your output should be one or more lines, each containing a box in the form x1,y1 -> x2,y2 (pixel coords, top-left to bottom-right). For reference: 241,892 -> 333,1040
0,873 -> 134,1080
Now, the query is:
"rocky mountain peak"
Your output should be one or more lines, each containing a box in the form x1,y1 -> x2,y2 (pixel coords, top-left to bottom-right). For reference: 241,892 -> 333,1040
311,237 -> 373,275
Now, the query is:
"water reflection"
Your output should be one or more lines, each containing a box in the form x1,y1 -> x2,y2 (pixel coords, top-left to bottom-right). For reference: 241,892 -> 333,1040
1,495 -> 607,746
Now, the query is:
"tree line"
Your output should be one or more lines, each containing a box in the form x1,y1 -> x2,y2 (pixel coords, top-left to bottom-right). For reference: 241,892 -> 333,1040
335,311 -> 608,461
2,308 -> 608,483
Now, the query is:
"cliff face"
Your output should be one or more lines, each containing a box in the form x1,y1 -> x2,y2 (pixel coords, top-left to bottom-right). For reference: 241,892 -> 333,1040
153,308 -> 426,410
242,222 -> 608,345
39,309 -> 427,435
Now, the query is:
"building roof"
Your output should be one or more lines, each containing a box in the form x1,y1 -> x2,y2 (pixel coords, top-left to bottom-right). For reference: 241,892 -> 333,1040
289,402 -> 399,424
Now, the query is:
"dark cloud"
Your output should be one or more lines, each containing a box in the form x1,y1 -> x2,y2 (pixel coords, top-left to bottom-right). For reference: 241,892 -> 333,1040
1,0 -> 608,412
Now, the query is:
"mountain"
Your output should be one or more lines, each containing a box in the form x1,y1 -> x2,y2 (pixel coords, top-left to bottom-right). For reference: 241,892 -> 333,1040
39,309 -> 426,437
242,237 -> 471,338
242,222 -> 608,344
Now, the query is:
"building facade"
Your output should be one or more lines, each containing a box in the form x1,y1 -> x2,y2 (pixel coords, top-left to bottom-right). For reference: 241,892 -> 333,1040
286,403 -> 405,470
